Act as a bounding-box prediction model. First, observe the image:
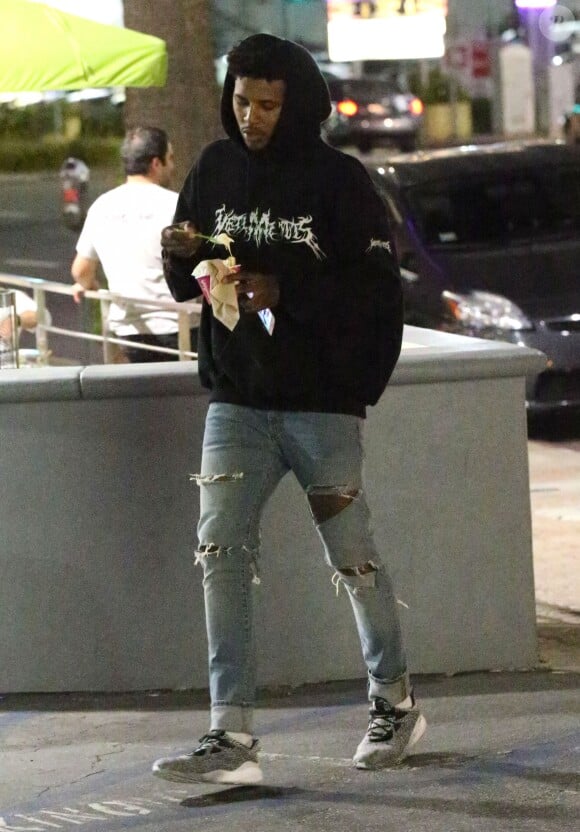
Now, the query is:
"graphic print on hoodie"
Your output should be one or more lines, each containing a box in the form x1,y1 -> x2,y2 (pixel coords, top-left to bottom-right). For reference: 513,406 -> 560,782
164,34 -> 404,417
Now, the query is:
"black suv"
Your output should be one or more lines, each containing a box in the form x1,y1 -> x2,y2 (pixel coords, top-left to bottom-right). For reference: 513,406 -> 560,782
368,141 -> 580,413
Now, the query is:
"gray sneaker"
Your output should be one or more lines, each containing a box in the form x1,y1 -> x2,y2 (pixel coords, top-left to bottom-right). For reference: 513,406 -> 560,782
353,694 -> 426,769
152,730 -> 263,785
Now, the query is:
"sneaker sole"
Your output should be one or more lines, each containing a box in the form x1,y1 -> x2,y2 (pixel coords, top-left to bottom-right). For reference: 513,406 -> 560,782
354,713 -> 427,770
152,760 -> 263,786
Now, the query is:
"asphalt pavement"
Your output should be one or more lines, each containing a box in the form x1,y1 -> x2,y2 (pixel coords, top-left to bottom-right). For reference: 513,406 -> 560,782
0,669 -> 578,832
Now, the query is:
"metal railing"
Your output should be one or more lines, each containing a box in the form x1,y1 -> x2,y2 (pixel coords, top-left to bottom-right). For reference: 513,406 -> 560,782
0,272 -> 203,364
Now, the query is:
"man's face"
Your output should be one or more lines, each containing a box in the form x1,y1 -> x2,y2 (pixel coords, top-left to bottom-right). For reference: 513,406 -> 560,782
233,76 -> 286,151
157,142 -> 175,188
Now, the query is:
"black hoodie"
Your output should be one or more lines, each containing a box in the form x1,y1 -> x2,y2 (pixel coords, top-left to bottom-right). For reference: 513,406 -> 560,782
164,35 -> 403,418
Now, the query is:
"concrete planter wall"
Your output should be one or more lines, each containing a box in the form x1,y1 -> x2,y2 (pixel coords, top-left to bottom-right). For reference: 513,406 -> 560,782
0,327 -> 545,692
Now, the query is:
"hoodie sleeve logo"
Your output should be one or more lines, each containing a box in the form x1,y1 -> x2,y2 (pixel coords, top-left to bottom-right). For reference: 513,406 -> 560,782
367,238 -> 392,255
213,204 -> 326,260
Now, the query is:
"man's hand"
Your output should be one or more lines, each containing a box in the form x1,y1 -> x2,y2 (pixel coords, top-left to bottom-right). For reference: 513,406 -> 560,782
0,315 -> 15,339
72,282 -> 87,304
161,221 -> 202,258
0,310 -> 38,332
222,270 -> 280,312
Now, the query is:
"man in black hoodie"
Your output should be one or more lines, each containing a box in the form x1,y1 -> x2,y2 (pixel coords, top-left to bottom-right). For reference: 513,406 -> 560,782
152,34 -> 425,785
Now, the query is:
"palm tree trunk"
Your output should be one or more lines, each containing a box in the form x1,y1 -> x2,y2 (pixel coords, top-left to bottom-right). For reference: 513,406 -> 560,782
123,0 -> 222,187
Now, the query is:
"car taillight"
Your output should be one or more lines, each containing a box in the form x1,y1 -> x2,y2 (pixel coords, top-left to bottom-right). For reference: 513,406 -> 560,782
408,97 -> 424,116
337,99 -> 358,117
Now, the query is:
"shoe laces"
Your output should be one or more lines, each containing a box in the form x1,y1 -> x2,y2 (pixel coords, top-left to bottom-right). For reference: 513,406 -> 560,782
366,699 -> 407,742
193,729 -> 231,756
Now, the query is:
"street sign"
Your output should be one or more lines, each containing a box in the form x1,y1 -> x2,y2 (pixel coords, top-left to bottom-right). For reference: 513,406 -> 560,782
472,41 -> 491,78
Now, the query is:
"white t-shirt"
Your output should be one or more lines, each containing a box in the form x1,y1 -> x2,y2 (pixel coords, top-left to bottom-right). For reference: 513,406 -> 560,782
75,182 -> 185,336
13,289 -> 38,328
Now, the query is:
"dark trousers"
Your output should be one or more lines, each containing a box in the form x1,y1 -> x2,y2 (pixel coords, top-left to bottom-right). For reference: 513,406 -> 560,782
123,329 -> 198,363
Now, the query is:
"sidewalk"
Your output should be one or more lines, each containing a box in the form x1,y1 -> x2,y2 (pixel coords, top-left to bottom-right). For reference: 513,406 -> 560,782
529,438 -> 580,674
0,440 -> 577,831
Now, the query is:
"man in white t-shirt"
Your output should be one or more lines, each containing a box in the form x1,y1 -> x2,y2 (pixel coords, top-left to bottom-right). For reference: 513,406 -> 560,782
71,126 -> 198,362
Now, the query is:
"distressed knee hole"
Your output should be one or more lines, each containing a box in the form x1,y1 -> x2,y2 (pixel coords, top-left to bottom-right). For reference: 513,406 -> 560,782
307,486 -> 360,523
332,560 -> 379,595
195,543 -> 226,559
194,543 -> 261,585
190,472 -> 244,486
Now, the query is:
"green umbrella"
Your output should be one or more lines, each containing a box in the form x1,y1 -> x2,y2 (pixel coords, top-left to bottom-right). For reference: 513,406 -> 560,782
0,0 -> 167,92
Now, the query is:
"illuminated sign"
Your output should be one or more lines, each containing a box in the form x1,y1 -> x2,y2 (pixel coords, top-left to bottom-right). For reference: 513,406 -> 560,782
326,0 -> 448,61
515,1 -> 556,8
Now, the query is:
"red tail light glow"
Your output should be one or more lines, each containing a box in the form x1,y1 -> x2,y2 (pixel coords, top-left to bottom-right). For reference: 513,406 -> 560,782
337,99 -> 358,117
409,97 -> 424,116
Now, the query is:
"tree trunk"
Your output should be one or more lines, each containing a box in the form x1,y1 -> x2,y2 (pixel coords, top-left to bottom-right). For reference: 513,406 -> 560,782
123,0 -> 223,187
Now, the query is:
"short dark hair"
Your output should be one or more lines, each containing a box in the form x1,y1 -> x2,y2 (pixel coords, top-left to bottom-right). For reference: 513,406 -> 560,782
226,34 -> 287,82
121,126 -> 169,175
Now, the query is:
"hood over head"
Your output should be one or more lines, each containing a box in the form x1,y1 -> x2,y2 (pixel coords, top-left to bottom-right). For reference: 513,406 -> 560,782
221,34 -> 331,156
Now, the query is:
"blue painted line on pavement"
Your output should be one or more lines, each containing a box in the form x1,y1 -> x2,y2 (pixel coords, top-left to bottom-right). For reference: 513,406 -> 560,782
488,730 -> 580,768
0,710 -> 36,734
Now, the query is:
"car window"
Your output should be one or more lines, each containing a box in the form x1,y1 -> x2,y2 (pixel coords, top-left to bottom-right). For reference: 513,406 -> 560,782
406,168 -> 580,246
328,80 -> 400,100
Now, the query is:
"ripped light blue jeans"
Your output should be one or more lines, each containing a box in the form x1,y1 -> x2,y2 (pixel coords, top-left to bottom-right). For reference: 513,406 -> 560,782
195,403 -> 409,734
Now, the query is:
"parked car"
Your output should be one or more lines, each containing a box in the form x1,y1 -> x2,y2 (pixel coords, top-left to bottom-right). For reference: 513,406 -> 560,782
323,77 -> 423,153
367,140 -> 580,414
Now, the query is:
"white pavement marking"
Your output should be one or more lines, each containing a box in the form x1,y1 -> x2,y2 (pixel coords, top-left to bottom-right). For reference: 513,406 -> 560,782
261,752 -> 352,766
3,258 -> 61,270
2,792 -> 190,830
